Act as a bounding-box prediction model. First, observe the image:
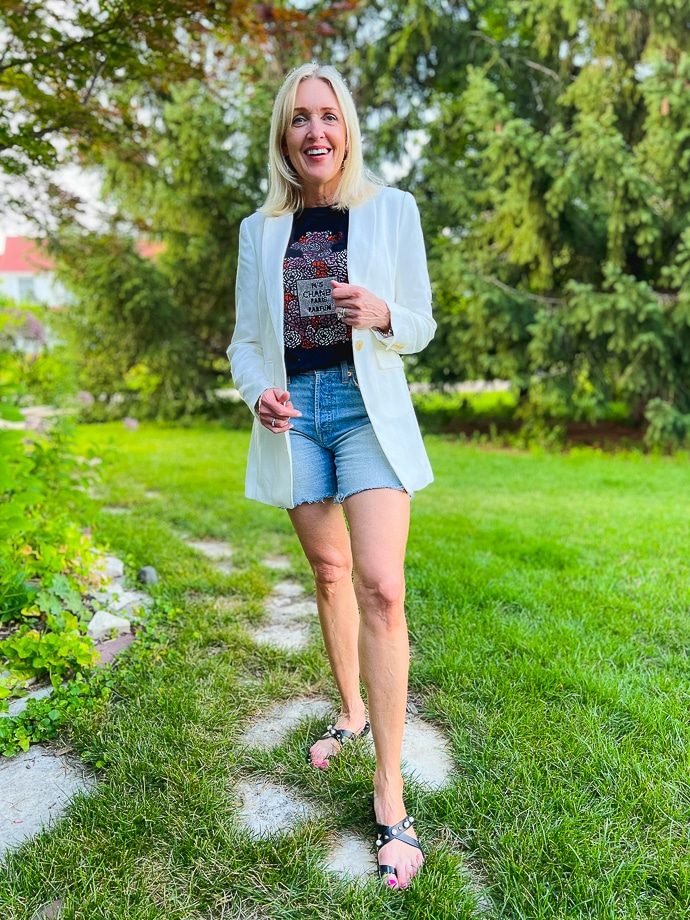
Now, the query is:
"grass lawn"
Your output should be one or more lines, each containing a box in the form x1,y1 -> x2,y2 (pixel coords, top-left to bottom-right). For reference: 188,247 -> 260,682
2,423 -> 689,919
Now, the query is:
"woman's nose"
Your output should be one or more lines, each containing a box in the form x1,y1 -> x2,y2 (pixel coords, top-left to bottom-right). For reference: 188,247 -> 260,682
306,116 -> 324,138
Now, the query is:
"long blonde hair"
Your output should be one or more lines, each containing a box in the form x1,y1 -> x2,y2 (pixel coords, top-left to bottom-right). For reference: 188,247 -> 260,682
261,63 -> 381,216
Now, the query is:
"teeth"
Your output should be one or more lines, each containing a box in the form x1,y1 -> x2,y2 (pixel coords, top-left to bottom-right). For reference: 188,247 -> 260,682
306,148 -> 329,155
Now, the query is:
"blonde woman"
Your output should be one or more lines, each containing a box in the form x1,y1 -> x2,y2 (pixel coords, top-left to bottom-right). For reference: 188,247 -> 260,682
229,63 -> 435,889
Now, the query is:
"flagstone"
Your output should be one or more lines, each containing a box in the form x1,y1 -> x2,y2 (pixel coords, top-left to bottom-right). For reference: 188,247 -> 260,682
0,747 -> 95,859
186,539 -> 233,560
238,697 -> 331,750
236,779 -> 319,838
324,830 -> 374,882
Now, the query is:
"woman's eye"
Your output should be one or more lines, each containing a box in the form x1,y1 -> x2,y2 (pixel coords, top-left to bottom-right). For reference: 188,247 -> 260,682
292,115 -> 306,125
324,113 -> 338,122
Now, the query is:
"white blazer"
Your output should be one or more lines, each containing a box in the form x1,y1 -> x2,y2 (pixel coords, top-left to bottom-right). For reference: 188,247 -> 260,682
228,186 -> 436,508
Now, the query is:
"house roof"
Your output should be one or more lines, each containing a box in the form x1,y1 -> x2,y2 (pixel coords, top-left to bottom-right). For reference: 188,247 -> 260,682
0,237 -> 54,273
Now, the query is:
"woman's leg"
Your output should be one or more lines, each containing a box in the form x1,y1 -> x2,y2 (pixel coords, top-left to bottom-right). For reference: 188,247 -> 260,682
287,499 -> 367,766
343,488 -> 423,888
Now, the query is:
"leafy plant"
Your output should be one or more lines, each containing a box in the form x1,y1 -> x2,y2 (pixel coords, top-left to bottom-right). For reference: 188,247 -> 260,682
0,613 -> 98,687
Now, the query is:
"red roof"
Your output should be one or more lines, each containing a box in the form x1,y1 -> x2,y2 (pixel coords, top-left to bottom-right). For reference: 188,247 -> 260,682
0,236 -> 164,273
0,237 -> 54,273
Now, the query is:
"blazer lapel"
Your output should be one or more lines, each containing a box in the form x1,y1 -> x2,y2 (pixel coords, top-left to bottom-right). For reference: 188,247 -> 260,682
262,213 -> 293,346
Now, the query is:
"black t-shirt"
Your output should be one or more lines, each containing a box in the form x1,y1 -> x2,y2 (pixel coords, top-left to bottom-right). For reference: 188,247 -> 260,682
283,206 -> 353,374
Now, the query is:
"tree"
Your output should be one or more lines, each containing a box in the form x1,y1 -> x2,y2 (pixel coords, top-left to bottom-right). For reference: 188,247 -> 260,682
350,1 -> 690,444
49,6 -> 348,417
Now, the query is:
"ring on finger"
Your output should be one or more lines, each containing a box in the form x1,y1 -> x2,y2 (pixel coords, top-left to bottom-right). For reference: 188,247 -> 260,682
271,417 -> 276,428
337,307 -> 345,321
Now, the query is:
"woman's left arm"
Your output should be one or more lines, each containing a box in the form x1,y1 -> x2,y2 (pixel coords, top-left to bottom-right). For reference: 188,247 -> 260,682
330,192 -> 435,355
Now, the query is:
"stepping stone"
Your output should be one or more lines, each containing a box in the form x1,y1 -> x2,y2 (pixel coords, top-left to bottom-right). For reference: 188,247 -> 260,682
263,555 -> 292,571
186,539 -> 233,560
238,697 -> 331,750
94,633 -> 136,667
215,561 -> 234,575
0,747 -> 95,858
252,582 -> 316,651
324,830 -> 374,882
236,779 -> 318,838
458,852 -> 496,917
31,899 -> 64,920
367,717 -> 454,790
1,684 -> 57,719
271,580 -> 304,598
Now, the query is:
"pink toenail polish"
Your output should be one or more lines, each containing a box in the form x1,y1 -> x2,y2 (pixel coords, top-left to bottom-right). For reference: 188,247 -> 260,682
388,879 -> 397,887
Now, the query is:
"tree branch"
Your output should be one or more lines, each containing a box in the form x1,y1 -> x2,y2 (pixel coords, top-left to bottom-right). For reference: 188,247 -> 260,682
479,274 -> 565,305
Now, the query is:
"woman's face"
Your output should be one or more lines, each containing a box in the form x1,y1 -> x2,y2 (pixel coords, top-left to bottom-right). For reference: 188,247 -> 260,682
282,78 -> 347,207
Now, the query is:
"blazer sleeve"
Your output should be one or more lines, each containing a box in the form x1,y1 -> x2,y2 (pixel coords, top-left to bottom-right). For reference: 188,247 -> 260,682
227,217 -> 271,416
375,191 -> 436,355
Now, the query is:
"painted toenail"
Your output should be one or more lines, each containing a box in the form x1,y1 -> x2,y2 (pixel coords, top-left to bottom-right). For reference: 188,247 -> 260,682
388,879 -> 397,887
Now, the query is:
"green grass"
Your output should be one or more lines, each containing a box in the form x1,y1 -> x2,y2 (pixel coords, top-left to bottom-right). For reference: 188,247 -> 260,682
2,424 -> 689,919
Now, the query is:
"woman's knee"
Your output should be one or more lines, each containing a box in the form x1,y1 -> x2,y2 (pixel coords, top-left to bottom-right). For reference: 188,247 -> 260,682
311,555 -> 352,594
355,575 -> 406,624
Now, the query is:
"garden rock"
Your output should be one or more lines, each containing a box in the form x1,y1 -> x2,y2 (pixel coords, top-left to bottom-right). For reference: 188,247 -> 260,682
238,697 -> 331,750
137,566 -> 158,585
104,555 -> 124,578
0,747 -> 95,858
236,779 -> 319,838
87,611 -> 131,642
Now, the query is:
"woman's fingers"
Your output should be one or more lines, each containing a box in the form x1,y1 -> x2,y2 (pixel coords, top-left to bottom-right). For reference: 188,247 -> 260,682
331,281 -> 389,329
258,388 -> 301,433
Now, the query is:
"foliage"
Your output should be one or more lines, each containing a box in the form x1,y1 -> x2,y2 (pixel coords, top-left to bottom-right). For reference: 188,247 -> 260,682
350,0 -> 690,447
0,300 -> 107,713
0,0 -> 270,179
50,12 -> 346,418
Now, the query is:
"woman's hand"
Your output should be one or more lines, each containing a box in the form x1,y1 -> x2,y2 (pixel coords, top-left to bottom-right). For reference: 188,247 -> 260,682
331,281 -> 391,333
256,388 -> 301,433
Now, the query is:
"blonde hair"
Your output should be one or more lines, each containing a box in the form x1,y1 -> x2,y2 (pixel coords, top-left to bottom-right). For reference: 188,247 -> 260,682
261,63 -> 381,216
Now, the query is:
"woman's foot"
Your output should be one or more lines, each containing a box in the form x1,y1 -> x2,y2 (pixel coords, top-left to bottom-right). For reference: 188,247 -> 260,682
373,777 -> 424,888
307,710 -> 369,769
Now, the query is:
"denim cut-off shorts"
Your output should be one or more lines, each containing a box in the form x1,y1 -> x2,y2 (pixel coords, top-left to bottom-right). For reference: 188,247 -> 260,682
287,361 -> 406,507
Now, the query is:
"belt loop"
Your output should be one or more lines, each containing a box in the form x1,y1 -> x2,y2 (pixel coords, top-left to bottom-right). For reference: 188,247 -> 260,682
340,359 -> 349,383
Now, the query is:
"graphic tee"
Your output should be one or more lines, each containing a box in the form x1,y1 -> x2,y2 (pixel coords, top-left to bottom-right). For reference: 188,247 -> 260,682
283,206 -> 353,374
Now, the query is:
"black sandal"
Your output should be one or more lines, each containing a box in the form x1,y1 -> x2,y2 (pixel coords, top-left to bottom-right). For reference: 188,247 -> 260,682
375,815 -> 423,884
305,721 -> 370,765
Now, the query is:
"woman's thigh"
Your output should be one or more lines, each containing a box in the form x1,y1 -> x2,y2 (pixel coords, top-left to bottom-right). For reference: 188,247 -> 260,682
343,488 -> 410,589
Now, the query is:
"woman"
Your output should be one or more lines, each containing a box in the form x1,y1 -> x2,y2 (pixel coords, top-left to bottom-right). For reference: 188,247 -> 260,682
229,63 -> 435,889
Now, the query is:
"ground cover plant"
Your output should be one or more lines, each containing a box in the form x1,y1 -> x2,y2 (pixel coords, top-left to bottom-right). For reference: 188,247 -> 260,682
1,423 -> 689,919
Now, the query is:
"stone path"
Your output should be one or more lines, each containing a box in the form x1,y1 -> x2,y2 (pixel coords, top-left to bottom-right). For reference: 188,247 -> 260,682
185,536 -> 465,884
1,535 -> 488,906
0,747 -> 95,858
0,553 -> 149,861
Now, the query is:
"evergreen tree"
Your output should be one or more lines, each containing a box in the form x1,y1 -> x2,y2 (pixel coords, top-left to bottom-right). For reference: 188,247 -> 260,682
353,1 -> 690,444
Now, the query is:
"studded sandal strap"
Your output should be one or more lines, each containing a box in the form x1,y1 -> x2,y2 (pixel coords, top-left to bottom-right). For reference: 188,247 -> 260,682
375,815 -> 422,853
322,720 -> 370,745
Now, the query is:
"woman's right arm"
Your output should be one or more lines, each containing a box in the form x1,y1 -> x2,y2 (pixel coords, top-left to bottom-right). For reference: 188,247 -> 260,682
227,218 -> 272,417
228,219 -> 301,432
